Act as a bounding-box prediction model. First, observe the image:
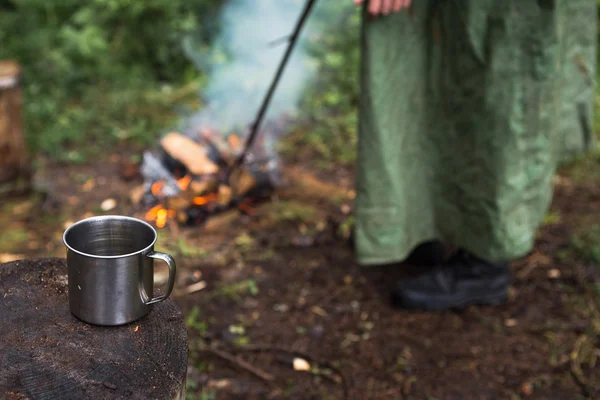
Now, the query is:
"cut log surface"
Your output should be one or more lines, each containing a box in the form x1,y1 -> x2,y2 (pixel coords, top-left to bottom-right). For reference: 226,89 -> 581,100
0,259 -> 188,400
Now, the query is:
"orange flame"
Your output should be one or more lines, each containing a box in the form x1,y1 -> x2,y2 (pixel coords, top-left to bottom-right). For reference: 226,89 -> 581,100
145,205 -> 175,228
151,181 -> 165,196
177,175 -> 192,191
193,193 -> 219,206
145,205 -> 163,219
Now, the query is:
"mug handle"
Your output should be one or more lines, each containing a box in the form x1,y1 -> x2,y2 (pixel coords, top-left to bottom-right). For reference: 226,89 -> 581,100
143,251 -> 177,305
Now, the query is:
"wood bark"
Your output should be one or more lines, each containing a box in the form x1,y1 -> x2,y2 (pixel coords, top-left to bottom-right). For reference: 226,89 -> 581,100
0,60 -> 29,194
0,258 -> 188,400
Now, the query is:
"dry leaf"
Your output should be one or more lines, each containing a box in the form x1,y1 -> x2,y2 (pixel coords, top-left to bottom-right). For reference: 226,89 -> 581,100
184,281 -> 207,295
527,251 -> 551,266
504,318 -> 517,327
100,198 -> 117,211
340,204 -> 352,215
293,357 -> 311,371
548,269 -> 561,279
521,382 -> 533,396
311,306 -> 328,317
82,179 -> 95,192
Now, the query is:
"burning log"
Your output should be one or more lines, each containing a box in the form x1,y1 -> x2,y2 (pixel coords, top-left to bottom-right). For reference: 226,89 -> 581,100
138,115 -> 284,228
160,132 -> 219,175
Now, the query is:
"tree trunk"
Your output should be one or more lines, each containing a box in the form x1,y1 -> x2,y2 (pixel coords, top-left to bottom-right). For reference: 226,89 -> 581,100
0,60 -> 29,194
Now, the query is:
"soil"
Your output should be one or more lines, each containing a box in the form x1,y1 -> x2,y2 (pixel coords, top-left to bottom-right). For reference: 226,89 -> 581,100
2,147 -> 600,400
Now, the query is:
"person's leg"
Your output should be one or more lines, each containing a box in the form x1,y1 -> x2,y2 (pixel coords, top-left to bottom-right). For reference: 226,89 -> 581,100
392,0 -> 568,310
355,0 -> 442,267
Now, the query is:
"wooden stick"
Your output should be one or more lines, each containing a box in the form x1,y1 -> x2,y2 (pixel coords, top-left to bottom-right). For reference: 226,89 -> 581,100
200,346 -> 275,383
231,344 -> 348,399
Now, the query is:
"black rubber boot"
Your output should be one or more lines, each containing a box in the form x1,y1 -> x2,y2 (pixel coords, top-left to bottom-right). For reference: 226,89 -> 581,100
391,250 -> 509,311
403,240 -> 446,266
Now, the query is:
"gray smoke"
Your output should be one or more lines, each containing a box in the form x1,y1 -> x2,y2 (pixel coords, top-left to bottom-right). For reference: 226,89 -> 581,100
184,0 -> 317,135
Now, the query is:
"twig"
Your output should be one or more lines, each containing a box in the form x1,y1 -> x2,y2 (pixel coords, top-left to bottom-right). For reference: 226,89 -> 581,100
199,346 -> 275,383
570,335 -> 594,398
231,344 -> 349,400
299,285 -> 347,311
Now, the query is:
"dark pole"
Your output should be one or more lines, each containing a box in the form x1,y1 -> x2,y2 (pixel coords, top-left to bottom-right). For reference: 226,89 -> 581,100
226,0 -> 318,181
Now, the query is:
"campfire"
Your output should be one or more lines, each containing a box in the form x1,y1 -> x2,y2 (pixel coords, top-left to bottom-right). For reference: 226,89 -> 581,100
138,118 -> 286,228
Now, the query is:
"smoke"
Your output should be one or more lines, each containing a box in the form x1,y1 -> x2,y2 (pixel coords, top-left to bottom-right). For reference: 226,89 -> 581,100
183,0 -> 317,135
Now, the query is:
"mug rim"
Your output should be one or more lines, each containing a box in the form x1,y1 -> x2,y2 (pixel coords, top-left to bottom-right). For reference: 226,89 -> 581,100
63,215 -> 157,259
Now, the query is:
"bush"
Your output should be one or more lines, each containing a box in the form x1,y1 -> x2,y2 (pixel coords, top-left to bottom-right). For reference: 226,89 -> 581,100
1,0 -> 361,166
292,2 -> 361,166
0,0 -> 222,158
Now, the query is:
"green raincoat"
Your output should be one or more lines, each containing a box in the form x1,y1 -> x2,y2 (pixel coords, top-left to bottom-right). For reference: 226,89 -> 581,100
355,0 -> 597,265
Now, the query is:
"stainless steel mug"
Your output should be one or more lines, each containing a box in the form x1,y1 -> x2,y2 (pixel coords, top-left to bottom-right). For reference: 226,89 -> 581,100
63,215 -> 176,326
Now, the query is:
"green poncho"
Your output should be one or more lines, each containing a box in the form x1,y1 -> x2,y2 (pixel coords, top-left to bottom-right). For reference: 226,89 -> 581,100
355,0 -> 597,265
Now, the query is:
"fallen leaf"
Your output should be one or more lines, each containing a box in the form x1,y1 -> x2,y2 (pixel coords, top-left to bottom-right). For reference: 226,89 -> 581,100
100,198 -> 117,211
184,281 -> 207,294
82,179 -> 95,192
504,318 -> 517,327
527,251 -> 551,266
548,269 -> 561,279
311,306 -> 328,317
293,357 -> 311,371
521,382 -> 533,396
12,201 -> 33,215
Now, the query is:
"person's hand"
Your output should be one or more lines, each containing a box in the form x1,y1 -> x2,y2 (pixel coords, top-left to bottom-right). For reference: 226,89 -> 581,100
354,0 -> 412,16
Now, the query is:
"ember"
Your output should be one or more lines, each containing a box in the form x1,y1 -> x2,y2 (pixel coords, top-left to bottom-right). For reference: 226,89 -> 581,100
138,118 -> 286,227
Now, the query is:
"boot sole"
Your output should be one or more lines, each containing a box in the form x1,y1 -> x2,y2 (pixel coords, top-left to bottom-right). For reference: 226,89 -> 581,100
392,289 -> 508,312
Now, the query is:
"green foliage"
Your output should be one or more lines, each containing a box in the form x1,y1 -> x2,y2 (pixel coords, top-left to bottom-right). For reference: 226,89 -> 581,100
0,0 -> 221,158
2,0 -> 361,165
185,306 -> 208,333
292,2 -> 361,165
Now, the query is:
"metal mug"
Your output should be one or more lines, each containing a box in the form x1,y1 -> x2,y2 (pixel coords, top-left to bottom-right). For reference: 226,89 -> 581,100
63,215 -> 176,326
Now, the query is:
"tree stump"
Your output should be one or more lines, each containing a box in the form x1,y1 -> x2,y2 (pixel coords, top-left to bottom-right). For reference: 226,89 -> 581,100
0,259 -> 188,400
0,60 -> 29,195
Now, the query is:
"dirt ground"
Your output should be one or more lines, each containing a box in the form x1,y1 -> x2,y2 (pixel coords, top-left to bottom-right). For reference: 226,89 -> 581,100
2,147 -> 600,400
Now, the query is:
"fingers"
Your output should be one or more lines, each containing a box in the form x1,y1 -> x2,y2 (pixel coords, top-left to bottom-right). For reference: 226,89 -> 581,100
368,0 -> 382,15
382,0 -> 393,14
360,0 -> 411,16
